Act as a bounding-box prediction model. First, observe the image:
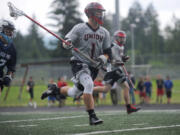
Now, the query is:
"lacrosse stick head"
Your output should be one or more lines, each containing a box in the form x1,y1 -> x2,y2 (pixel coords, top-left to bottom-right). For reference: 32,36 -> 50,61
7,2 -> 25,19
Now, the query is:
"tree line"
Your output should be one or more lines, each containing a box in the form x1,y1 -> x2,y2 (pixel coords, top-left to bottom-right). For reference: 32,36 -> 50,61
13,0 -> 180,65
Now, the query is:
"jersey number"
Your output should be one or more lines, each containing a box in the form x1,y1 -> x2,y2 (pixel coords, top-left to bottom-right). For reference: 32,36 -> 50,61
91,43 -> 95,59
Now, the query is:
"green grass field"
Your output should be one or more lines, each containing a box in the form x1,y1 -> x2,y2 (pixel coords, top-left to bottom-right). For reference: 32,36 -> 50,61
0,80 -> 180,107
0,110 -> 180,135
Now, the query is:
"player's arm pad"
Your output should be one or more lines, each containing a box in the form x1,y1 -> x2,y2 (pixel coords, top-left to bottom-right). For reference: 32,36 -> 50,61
103,47 -> 112,61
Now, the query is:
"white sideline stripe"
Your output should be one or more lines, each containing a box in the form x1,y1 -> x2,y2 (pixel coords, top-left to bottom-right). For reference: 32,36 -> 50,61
73,124 -> 180,135
16,124 -> 37,128
0,114 -> 114,124
132,123 -> 148,126
0,115 -> 86,124
74,124 -> 89,127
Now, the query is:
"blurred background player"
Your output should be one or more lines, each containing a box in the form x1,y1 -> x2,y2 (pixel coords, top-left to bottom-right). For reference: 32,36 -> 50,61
41,2 -> 112,125
156,74 -> 164,104
164,75 -> 173,104
26,76 -> 36,108
93,30 -> 140,114
0,20 -> 16,96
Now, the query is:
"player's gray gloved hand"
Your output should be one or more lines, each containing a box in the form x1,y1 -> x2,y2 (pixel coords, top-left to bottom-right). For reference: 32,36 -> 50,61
62,39 -> 73,49
96,55 -> 108,69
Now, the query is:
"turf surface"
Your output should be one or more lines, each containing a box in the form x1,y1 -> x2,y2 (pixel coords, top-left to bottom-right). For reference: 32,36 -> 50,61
0,110 -> 180,135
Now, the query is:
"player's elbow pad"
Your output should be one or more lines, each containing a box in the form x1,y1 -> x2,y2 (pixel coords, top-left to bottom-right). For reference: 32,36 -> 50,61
103,48 -> 112,61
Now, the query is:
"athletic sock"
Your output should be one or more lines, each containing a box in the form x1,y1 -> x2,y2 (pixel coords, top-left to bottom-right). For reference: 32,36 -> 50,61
126,104 -> 131,109
87,109 -> 95,116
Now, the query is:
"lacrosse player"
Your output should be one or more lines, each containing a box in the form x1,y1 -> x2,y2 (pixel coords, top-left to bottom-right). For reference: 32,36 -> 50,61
93,30 -> 140,114
41,2 -> 112,125
0,20 -> 16,96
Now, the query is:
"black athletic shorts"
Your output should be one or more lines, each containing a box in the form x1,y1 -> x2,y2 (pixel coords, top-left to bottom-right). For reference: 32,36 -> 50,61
29,88 -> 34,99
70,60 -> 99,81
166,91 -> 172,98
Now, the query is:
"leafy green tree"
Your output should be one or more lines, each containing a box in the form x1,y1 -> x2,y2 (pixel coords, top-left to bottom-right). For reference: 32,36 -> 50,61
48,0 -> 83,58
14,16 -> 49,63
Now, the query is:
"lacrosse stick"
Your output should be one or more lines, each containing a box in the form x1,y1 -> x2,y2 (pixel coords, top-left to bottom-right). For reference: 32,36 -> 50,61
7,2 -> 100,67
121,65 -> 136,90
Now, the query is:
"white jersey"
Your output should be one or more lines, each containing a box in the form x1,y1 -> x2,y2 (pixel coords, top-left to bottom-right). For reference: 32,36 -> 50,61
111,42 -> 124,62
65,23 -> 111,65
111,42 -> 125,69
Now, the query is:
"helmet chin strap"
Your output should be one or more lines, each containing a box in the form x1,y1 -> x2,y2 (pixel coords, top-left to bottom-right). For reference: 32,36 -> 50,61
92,16 -> 103,25
115,40 -> 124,47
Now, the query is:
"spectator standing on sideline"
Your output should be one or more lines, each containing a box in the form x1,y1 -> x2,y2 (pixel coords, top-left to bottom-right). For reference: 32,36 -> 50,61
156,74 -> 164,104
47,78 -> 56,107
27,76 -> 36,108
57,76 -> 68,88
57,76 -> 67,107
164,75 -> 173,104
137,77 -> 145,104
144,76 -> 152,104
128,71 -> 136,105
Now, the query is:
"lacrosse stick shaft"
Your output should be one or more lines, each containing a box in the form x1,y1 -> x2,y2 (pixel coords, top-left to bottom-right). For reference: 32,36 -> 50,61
24,15 -> 68,44
121,65 -> 135,89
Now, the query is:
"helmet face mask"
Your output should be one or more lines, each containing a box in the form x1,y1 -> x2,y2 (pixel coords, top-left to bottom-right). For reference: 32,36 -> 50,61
3,27 -> 14,37
85,2 -> 105,25
0,20 -> 15,38
114,31 -> 126,46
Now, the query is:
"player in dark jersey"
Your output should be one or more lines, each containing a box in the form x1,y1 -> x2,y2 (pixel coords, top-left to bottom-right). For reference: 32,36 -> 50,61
41,2 -> 111,125
0,20 -> 16,96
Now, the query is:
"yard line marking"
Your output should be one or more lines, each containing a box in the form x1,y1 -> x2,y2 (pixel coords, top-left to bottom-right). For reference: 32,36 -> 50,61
16,124 -> 37,128
132,123 -> 148,126
73,124 -> 180,135
74,124 -> 89,127
0,115 -> 86,124
0,114 -> 114,124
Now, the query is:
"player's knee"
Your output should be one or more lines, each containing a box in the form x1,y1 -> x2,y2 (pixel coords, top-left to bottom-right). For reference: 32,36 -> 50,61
83,80 -> 94,94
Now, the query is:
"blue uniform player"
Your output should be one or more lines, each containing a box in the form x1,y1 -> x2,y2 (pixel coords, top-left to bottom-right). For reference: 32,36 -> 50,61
0,20 -> 16,95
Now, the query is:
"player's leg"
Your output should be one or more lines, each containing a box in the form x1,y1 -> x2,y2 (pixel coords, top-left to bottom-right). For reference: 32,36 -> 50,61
79,72 -> 103,125
121,81 -> 140,114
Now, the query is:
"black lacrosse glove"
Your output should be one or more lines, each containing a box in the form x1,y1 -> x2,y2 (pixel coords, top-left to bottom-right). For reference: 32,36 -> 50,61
122,55 -> 130,63
3,75 -> 12,87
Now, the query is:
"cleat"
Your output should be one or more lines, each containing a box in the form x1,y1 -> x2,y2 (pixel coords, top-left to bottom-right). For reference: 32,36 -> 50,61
89,114 -> 103,125
41,84 -> 59,100
127,105 -> 141,114
41,89 -> 53,100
